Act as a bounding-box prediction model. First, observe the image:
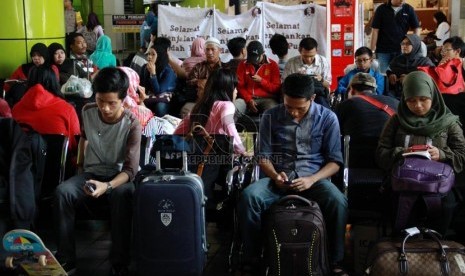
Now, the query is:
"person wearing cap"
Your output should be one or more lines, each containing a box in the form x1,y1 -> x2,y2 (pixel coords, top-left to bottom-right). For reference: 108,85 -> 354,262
336,72 -> 398,141
376,71 -> 465,237
283,37 -> 332,108
235,40 -> 281,115
335,47 -> 385,97
181,37 -> 225,117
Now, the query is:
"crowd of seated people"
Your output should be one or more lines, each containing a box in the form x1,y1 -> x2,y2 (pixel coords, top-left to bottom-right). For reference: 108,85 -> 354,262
3,27 -> 465,276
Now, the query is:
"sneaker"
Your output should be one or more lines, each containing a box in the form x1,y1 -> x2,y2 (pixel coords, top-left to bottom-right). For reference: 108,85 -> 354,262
60,261 -> 76,275
110,265 -> 129,276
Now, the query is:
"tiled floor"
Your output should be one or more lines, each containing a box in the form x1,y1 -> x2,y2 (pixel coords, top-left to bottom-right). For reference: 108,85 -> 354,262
24,218 -> 238,276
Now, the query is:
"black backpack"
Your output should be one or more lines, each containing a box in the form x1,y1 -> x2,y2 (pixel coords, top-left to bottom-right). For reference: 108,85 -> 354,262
263,195 -> 330,276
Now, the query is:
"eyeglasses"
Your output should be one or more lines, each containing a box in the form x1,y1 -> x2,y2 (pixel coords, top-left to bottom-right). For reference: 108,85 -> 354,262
400,42 -> 412,46
441,48 -> 455,53
355,58 -> 371,63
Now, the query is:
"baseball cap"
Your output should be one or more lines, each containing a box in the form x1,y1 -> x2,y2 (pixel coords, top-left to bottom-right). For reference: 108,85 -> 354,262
247,41 -> 264,64
350,72 -> 377,89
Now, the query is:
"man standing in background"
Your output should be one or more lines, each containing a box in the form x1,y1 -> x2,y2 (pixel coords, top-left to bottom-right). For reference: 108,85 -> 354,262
64,0 -> 81,52
370,0 -> 421,73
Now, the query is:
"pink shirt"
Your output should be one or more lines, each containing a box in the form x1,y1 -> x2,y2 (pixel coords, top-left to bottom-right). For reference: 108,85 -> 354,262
174,101 -> 245,154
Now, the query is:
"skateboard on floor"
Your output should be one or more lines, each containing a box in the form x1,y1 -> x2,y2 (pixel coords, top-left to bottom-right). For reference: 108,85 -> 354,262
2,229 -> 67,276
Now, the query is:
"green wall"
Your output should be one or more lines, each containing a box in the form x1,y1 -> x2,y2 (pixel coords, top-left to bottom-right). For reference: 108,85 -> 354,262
180,0 -> 226,12
0,0 -> 65,79
74,0 -> 105,29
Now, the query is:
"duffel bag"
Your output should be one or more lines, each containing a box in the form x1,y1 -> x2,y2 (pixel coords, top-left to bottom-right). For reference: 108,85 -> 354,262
366,227 -> 465,276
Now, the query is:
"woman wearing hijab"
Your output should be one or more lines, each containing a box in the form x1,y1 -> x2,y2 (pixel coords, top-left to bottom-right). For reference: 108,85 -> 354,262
89,35 -> 117,69
119,66 -> 153,130
386,34 -> 435,98
48,42 -> 87,85
182,37 -> 206,76
4,43 -> 56,92
376,71 -> 465,236
4,43 -> 59,107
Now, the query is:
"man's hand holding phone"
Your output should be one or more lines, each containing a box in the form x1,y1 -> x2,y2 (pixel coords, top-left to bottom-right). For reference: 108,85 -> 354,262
83,180 -> 106,198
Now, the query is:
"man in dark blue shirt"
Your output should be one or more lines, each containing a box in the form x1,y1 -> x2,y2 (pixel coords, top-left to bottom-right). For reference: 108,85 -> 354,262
370,0 -> 421,73
238,73 -> 348,274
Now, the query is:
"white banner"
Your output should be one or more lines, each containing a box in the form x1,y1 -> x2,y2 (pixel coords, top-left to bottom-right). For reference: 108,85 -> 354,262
214,8 -> 260,61
158,2 -> 328,62
158,5 -> 214,55
262,2 -> 327,60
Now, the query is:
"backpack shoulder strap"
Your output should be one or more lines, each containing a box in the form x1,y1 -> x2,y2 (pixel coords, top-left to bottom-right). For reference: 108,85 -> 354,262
357,95 -> 396,116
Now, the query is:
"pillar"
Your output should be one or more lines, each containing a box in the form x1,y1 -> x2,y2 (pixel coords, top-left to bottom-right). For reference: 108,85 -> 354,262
0,0 -> 65,79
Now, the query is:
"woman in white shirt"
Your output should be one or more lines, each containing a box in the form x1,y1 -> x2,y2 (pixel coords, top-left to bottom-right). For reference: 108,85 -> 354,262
433,11 -> 450,54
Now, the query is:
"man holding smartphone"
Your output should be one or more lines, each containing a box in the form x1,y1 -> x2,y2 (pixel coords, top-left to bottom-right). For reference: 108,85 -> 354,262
238,73 -> 348,275
53,67 -> 141,276
235,40 -> 281,115
283,37 -> 332,108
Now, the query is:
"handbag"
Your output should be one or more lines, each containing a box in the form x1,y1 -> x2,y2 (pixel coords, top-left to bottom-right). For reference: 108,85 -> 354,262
391,157 -> 455,194
366,227 -> 465,275
418,59 -> 465,95
391,157 -> 455,232
187,124 -> 233,177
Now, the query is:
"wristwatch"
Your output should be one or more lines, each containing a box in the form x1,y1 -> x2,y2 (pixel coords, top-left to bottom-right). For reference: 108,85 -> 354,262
105,182 -> 113,194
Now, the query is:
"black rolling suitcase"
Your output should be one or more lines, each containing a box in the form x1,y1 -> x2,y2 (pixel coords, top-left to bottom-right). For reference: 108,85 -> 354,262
134,135 -> 207,276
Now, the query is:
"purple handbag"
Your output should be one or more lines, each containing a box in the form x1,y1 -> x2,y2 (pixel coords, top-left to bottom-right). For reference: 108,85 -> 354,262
391,157 -> 455,194
391,157 -> 455,232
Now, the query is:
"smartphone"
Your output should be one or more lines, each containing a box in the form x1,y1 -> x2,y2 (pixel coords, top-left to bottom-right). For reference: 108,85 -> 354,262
84,182 -> 96,193
284,180 -> 293,185
408,145 -> 429,152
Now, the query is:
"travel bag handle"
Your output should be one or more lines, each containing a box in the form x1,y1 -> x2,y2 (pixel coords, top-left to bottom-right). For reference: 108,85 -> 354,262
399,227 -> 450,276
277,195 -> 312,207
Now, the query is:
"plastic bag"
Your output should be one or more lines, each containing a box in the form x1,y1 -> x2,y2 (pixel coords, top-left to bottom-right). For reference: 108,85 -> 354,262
61,75 -> 92,98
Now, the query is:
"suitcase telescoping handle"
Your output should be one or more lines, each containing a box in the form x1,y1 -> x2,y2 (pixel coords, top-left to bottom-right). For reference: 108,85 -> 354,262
399,227 -> 450,276
155,150 -> 189,173
277,195 -> 312,207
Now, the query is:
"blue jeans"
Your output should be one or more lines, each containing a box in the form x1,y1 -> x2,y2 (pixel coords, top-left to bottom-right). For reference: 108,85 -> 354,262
376,52 -> 400,74
237,177 -> 348,264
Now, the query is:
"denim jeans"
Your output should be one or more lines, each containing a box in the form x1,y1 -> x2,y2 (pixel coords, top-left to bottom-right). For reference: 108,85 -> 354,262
237,177 -> 348,264
376,52 -> 400,74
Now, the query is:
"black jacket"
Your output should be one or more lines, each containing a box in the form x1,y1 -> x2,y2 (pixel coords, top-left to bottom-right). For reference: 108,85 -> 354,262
0,118 -> 36,228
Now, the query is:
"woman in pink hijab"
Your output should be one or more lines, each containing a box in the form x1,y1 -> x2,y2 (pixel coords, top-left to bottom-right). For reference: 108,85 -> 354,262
119,66 -> 154,129
182,37 -> 206,76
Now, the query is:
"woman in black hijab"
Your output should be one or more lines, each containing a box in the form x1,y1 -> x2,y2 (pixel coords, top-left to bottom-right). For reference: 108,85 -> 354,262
386,34 -> 435,98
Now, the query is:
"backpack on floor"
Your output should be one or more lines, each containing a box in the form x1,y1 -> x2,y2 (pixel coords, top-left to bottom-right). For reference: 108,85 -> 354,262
263,195 -> 330,276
